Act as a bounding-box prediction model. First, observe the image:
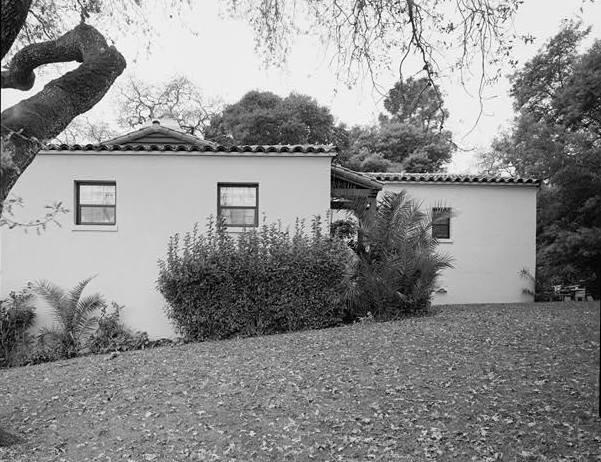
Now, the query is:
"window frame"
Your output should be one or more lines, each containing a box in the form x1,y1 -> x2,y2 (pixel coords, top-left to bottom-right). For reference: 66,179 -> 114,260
217,183 -> 259,228
432,207 -> 451,240
75,181 -> 117,226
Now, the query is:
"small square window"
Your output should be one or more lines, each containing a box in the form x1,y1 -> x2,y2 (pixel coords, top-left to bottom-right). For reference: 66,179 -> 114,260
217,183 -> 258,227
75,181 -> 116,225
432,207 -> 451,239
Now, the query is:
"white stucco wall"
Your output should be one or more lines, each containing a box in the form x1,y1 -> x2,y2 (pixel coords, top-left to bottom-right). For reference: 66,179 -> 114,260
1,151 -> 333,338
378,182 -> 538,305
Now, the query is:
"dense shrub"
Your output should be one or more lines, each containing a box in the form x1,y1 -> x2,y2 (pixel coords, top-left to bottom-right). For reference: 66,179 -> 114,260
342,192 -> 453,318
330,218 -> 357,241
88,302 -> 150,353
158,217 -> 352,340
0,285 -> 36,368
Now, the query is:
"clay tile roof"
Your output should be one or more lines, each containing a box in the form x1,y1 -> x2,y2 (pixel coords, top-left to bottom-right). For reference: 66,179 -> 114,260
365,172 -> 540,186
47,122 -> 337,154
43,143 -> 338,154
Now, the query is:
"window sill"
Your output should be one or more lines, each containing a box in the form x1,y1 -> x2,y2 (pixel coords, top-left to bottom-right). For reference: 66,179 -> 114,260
72,225 -> 118,232
436,238 -> 453,244
226,226 -> 258,233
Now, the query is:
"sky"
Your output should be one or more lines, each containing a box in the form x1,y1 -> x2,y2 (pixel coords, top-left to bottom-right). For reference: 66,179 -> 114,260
2,0 -> 601,172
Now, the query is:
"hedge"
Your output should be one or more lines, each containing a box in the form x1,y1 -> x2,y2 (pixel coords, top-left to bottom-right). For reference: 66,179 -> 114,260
157,217 -> 352,340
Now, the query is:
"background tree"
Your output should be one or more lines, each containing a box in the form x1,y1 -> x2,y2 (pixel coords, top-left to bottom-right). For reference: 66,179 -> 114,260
383,77 -> 449,130
116,76 -> 222,136
340,77 -> 454,172
479,21 -> 601,298
54,116 -> 119,144
205,90 -> 342,145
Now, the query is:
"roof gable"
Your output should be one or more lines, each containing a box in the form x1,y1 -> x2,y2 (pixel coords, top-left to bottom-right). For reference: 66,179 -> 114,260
103,122 -> 216,147
43,120 -> 337,156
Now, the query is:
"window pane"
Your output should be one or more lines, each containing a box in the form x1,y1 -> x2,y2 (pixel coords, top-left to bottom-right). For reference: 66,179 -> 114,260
79,184 -> 116,205
220,208 -> 256,226
432,224 -> 450,239
219,186 -> 256,207
432,207 -> 450,239
79,206 -> 115,224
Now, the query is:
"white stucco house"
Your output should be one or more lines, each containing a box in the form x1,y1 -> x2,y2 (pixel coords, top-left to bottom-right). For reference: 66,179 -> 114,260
365,172 -> 539,306
0,121 -> 539,337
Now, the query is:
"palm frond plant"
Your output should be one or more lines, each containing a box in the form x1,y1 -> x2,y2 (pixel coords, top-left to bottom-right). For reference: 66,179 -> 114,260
342,191 -> 453,319
35,277 -> 106,359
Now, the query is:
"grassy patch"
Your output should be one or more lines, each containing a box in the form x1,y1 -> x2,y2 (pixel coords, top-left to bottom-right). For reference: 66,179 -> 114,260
1,302 -> 600,461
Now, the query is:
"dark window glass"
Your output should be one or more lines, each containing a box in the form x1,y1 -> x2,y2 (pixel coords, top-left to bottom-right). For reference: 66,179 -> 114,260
76,182 -> 116,225
432,207 -> 451,239
217,184 -> 258,227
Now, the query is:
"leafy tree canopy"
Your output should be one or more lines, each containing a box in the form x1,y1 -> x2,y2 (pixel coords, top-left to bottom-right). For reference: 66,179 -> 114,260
205,91 -> 342,146
340,77 -> 454,173
383,77 -> 449,130
479,21 -> 601,297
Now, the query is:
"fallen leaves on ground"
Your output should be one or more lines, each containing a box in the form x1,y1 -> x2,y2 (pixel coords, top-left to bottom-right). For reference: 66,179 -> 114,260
1,302 -> 600,461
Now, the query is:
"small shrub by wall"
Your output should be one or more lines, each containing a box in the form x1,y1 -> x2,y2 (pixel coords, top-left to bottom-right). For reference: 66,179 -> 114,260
0,285 -> 36,368
35,277 -> 106,359
157,217 -> 352,340
1,280 -> 163,367
88,302 -> 150,353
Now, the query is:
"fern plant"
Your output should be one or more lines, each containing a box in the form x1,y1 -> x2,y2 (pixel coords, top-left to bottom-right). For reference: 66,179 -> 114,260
342,191 -> 453,319
35,277 -> 106,359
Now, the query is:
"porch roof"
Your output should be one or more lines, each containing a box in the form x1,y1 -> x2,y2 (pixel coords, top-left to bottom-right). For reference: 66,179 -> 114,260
331,164 -> 383,191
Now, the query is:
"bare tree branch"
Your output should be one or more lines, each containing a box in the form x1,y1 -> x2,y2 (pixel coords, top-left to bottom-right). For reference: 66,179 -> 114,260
116,76 -> 222,136
224,0 -> 523,130
54,116 -> 119,144
0,194 -> 69,233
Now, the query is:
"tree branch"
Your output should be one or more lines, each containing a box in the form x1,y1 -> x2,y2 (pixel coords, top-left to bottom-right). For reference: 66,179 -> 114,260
1,0 -> 33,59
1,23 -> 126,204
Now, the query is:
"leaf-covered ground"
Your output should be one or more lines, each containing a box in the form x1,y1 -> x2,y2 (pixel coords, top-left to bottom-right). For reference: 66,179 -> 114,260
1,302 -> 600,461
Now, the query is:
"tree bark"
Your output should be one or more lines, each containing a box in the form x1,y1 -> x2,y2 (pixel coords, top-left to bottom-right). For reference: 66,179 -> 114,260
1,23 -> 126,207
1,0 -> 33,60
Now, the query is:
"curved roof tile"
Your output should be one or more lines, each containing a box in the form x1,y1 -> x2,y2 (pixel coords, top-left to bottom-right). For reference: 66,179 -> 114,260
43,143 -> 338,154
366,172 -> 540,186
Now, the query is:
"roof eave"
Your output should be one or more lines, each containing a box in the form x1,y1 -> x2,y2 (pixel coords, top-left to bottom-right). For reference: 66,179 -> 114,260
365,172 -> 541,187
38,147 -> 337,157
331,164 -> 384,190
